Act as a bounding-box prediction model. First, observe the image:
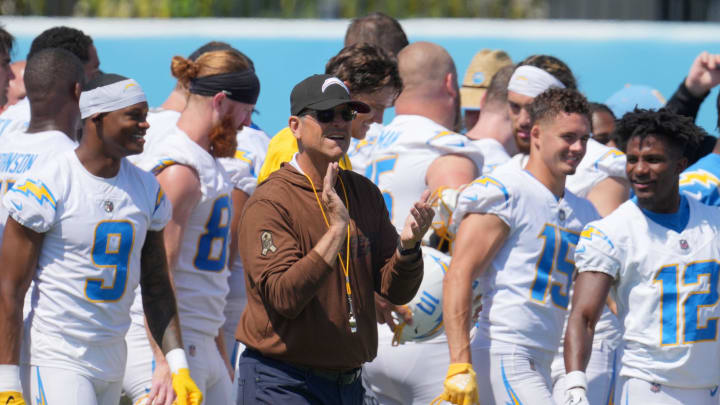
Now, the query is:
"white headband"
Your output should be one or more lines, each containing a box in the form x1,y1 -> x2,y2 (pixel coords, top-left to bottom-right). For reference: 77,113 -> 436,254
507,65 -> 566,98
80,79 -> 147,119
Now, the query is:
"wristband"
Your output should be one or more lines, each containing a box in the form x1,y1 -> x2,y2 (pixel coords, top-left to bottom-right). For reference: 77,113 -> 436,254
0,365 -> 22,392
166,348 -> 190,374
565,370 -> 587,390
398,237 -> 421,256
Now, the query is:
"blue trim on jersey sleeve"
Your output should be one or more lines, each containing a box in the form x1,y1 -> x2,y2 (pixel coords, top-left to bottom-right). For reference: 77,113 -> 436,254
633,194 -> 690,233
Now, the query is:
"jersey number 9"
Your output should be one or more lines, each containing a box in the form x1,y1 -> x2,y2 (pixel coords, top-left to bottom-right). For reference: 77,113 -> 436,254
86,221 -> 134,302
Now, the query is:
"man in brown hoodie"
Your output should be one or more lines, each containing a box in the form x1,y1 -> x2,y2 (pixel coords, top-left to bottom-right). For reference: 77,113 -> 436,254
235,74 -> 433,404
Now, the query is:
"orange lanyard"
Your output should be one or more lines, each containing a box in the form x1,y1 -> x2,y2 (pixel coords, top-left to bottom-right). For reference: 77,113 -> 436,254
303,171 -> 357,333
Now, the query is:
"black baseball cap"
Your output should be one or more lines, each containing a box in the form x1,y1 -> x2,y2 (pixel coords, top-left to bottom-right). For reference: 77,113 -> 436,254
290,74 -> 370,116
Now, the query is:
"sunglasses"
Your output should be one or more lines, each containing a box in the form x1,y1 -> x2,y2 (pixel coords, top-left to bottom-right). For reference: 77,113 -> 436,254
302,107 -> 357,123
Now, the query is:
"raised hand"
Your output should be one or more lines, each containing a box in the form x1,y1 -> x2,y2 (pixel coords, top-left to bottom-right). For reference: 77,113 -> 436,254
685,51 -> 720,96
322,162 -> 350,230
399,189 -> 435,250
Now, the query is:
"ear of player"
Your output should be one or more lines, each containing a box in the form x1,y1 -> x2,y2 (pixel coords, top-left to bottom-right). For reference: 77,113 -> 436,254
166,348 -> 203,405
431,363 -> 479,405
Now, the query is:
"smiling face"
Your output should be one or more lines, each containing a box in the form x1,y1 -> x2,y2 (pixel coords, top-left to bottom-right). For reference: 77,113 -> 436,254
508,90 -> 535,154
294,104 -> 354,164
626,134 -> 686,213
531,111 -> 590,177
98,101 -> 150,158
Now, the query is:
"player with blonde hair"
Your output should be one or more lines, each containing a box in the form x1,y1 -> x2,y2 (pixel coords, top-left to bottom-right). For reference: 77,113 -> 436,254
124,49 -> 259,405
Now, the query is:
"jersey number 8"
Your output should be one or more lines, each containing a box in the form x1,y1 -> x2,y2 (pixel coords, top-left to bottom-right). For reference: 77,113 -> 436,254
86,221 -> 134,302
194,195 -> 231,271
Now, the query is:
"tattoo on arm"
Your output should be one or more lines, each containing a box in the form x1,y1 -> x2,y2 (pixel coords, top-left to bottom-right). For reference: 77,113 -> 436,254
140,230 -> 183,354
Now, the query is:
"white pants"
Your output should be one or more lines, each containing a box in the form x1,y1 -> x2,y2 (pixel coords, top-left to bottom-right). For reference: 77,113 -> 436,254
24,364 -> 122,405
551,342 -> 618,405
125,323 -> 233,405
473,342 -> 557,405
617,377 -> 719,405
362,327 -> 453,405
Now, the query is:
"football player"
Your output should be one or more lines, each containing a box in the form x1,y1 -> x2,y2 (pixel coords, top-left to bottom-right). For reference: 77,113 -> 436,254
0,73 -> 201,405
126,49 -> 258,405
564,108 -> 720,405
438,88 -> 598,405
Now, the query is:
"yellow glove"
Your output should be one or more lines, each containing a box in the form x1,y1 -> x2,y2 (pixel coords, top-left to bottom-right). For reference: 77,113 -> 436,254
171,368 -> 203,405
0,392 -> 26,405
431,363 -> 479,405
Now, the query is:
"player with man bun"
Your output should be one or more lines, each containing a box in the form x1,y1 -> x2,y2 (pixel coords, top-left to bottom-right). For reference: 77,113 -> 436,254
125,48 -> 258,405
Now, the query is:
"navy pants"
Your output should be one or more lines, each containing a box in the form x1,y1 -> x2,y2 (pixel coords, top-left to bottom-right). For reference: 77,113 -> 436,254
236,349 -> 365,405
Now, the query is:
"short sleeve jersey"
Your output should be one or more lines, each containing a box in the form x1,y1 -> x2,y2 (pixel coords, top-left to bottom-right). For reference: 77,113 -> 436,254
365,115 -> 484,232
680,153 -> 720,206
0,130 -> 77,245
575,198 -> 720,388
452,165 -> 599,352
133,126 -> 234,336
3,151 -> 170,375
0,98 -> 30,139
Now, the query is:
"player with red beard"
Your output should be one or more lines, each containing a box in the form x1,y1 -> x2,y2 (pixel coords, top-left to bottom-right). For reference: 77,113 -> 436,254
124,49 -> 259,405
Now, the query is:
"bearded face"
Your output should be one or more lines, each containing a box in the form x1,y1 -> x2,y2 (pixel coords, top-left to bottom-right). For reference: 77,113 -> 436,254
208,114 -> 238,158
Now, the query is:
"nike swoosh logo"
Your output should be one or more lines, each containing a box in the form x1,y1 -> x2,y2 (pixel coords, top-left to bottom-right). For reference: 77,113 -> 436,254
711,386 -> 718,396
10,200 -> 21,211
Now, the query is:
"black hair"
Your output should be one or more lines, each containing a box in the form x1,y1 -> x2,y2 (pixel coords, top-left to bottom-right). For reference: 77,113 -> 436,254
614,108 -> 705,161
519,54 -> 577,90
344,12 -> 408,56
25,48 -> 84,102
589,102 -> 615,119
187,41 -> 255,71
27,26 -> 93,62
0,25 -> 14,57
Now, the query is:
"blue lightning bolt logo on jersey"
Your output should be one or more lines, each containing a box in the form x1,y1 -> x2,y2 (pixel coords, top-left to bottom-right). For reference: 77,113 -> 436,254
465,176 -> 510,202
593,148 -> 624,169
10,179 -> 56,209
680,169 -> 720,206
580,225 -> 614,249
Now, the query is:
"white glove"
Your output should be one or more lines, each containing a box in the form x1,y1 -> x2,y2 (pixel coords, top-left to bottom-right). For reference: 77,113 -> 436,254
564,387 -> 589,405
564,370 -> 589,405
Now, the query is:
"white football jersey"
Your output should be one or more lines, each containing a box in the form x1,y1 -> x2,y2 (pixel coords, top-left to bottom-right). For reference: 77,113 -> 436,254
347,122 -> 383,176
575,197 -> 720,388
4,150 -> 170,379
566,138 -> 626,197
0,98 -> 30,139
0,130 -> 77,245
471,138 -> 510,175
218,125 -> 270,311
365,115 -> 484,232
133,126 -> 233,337
453,165 -> 599,352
